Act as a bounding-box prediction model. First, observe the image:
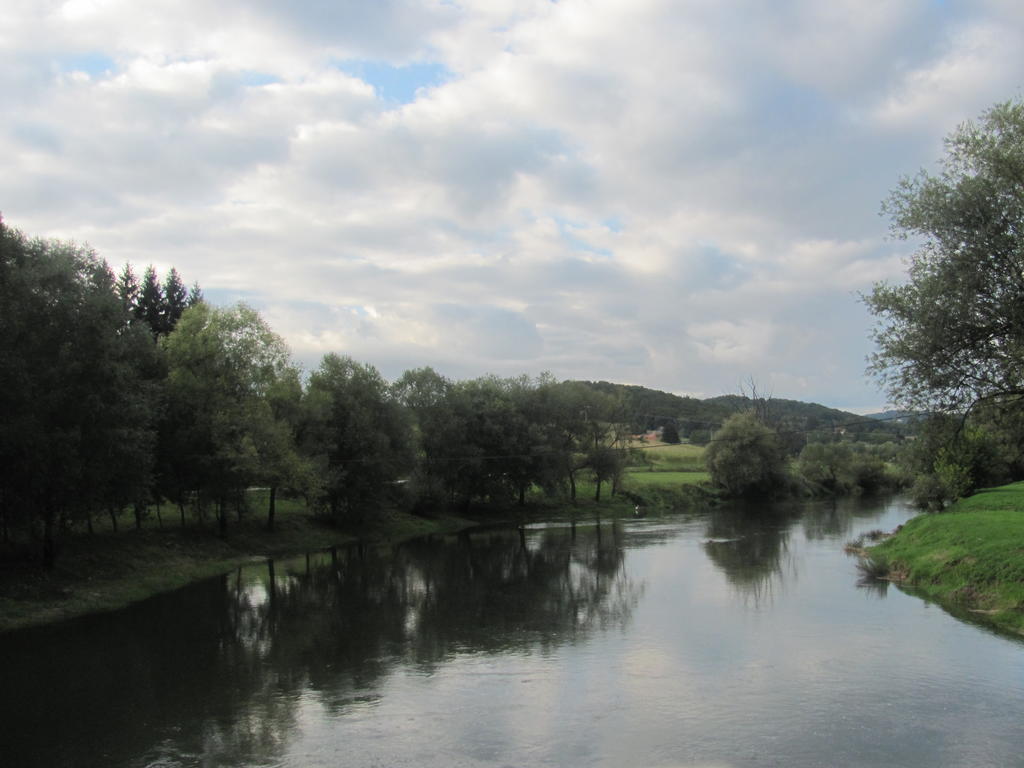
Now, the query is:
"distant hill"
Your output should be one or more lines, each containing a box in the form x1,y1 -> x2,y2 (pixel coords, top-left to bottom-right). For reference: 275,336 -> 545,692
571,381 -> 909,444
863,409 -> 921,423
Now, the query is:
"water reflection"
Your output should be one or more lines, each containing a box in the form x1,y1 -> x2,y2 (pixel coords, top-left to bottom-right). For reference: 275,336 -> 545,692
6,498 -> 1020,768
800,496 -> 898,541
0,523 -> 638,768
702,503 -> 798,606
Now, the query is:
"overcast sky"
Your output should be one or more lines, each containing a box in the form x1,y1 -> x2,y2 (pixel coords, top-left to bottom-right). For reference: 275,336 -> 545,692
4,0 -> 1023,411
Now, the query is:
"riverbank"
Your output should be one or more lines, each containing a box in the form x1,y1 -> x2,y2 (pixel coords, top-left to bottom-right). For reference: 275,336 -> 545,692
0,482 -> 711,634
0,505 -> 475,634
869,481 -> 1024,635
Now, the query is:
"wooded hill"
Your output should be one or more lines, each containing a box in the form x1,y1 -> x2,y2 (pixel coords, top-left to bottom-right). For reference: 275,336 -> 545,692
572,381 -> 908,444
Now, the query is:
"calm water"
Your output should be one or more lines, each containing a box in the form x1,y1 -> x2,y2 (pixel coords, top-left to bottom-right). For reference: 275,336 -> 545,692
3,497 -> 1024,767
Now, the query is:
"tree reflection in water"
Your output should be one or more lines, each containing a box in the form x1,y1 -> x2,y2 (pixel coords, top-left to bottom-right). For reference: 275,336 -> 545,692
0,523 -> 640,768
701,503 -> 799,606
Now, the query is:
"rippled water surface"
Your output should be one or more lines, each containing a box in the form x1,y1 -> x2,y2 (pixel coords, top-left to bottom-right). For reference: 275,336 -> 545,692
3,497 -> 1023,767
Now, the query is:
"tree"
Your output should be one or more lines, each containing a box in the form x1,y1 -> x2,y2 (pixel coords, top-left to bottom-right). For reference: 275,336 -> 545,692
163,267 -> 189,334
161,302 -> 293,536
705,412 -> 788,499
661,422 -> 681,444
865,99 -> 1024,417
116,263 -> 140,317
0,221 -> 158,564
303,355 -> 413,524
392,367 -> 469,510
137,265 -> 165,339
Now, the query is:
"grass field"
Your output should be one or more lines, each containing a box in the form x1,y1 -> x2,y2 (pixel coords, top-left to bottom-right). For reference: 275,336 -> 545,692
623,470 -> 710,487
631,442 -> 707,472
870,481 -> 1024,635
618,442 -> 709,490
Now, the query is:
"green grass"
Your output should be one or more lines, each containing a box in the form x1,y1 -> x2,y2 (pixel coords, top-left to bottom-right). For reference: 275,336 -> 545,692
623,470 -> 710,487
870,481 -> 1024,635
632,442 -> 706,472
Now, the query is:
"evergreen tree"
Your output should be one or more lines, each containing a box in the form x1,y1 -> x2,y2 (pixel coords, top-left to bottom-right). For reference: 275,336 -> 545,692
116,263 -> 140,319
137,265 -> 165,338
163,267 -> 188,333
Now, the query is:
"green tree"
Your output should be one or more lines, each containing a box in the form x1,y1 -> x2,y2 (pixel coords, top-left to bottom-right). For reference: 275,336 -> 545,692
256,364 -> 308,531
865,99 -> 1024,416
116,263 -> 140,317
705,412 -> 788,499
137,265 -> 165,339
661,422 -> 681,444
0,221 -> 158,564
162,267 -> 189,334
303,355 -> 413,524
393,367 -> 470,511
161,302 -> 292,536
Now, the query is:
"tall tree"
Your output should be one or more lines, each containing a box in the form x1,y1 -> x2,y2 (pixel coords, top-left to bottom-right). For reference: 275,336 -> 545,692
116,263 -> 140,318
865,99 -> 1024,416
161,302 -> 292,537
137,265 -> 165,339
392,367 -> 467,510
187,281 -> 204,307
0,221 -> 158,564
303,355 -> 413,525
163,267 -> 188,334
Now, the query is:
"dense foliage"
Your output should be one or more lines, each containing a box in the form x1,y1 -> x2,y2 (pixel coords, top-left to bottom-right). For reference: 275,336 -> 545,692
704,413 -> 789,499
866,99 -> 1024,416
864,99 -> 1024,506
0,222 -> 646,565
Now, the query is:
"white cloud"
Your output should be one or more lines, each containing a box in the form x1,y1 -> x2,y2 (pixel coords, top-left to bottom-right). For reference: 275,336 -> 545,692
3,0 -> 1024,410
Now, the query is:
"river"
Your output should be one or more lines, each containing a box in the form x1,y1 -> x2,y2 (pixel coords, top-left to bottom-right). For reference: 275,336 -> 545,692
2,496 -> 1023,767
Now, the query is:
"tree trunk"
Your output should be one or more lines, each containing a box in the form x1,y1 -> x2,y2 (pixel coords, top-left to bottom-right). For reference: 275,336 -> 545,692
109,506 -> 119,532
86,512 -> 94,536
134,503 -> 143,530
569,470 -> 577,503
218,497 -> 227,539
518,484 -> 525,506
155,501 -> 162,528
267,486 -> 277,531
179,500 -> 186,528
594,478 -> 602,502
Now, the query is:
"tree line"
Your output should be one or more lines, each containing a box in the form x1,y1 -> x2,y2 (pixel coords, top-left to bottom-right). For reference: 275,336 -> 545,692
0,219 -> 637,566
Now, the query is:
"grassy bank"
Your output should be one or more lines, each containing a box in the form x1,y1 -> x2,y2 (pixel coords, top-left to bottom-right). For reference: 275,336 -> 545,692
869,481 -> 1024,635
0,498 -> 474,634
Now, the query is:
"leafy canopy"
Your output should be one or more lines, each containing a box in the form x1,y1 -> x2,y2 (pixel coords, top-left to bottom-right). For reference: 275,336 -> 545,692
865,99 -> 1024,414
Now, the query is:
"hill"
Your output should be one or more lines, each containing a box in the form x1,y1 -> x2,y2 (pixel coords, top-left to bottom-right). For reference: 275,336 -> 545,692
571,381 -> 907,445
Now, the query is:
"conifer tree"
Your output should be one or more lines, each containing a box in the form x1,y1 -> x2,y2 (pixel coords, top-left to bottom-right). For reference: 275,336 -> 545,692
137,265 -> 165,338
163,267 -> 188,334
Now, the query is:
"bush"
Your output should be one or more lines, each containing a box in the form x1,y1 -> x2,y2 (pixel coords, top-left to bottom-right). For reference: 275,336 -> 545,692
705,412 -> 789,499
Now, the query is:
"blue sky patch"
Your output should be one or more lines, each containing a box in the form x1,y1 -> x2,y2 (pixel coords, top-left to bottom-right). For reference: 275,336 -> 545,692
55,52 -> 115,77
239,71 -> 281,88
556,217 -> 613,258
335,60 -> 450,104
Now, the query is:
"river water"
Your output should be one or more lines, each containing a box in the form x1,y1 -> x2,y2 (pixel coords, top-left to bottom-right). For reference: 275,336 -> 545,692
2,496 -> 1023,767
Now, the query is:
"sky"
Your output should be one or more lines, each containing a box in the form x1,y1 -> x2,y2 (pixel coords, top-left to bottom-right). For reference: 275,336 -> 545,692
4,0 -> 1024,412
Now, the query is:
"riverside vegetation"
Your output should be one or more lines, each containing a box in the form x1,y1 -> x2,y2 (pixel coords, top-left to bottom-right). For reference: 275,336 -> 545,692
5,98 -> 1024,636
862,482 -> 1024,635
0,213 -> 899,632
